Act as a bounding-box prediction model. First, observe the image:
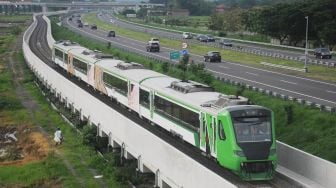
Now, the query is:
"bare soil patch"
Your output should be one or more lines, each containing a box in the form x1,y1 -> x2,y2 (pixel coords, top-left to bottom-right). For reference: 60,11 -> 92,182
0,125 -> 50,166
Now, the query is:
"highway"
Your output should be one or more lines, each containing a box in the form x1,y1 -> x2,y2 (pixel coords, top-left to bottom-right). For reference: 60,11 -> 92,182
100,13 -> 335,63
63,15 -> 336,108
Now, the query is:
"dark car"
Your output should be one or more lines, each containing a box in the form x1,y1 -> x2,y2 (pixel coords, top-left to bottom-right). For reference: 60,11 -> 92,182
204,51 -> 221,62
68,17 -> 72,21
206,35 -> 216,42
108,30 -> 115,37
91,24 -> 97,30
77,22 -> 83,28
196,35 -> 209,42
314,48 -> 332,59
146,42 -> 160,52
219,39 -> 233,47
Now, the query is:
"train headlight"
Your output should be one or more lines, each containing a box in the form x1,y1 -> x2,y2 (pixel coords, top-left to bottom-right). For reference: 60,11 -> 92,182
270,148 -> 276,156
234,150 -> 245,157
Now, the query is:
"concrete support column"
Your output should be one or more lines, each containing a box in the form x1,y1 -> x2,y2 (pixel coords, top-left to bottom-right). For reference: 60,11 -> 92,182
137,155 -> 151,173
155,169 -> 160,188
42,5 -> 47,13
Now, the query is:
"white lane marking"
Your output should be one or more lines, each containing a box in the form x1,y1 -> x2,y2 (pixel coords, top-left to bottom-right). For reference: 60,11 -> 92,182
326,90 -> 336,94
66,19 -> 170,61
246,72 -> 258,76
101,15 -> 336,88
280,80 -> 297,85
218,65 -> 231,69
206,69 -> 336,105
68,19 -> 336,105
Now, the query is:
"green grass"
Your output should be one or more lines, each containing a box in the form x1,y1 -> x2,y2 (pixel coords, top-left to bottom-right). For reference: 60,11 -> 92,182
117,14 -> 270,43
0,14 -> 31,23
84,13 -> 336,83
0,31 -> 124,187
52,20 -> 336,163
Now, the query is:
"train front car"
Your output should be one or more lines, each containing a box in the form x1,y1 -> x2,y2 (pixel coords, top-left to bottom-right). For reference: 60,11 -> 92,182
217,106 -> 277,181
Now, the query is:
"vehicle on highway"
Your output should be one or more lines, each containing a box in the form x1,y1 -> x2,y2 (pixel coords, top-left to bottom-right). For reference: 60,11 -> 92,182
206,35 -> 216,42
77,22 -> 83,28
52,40 -> 277,181
68,17 -> 72,21
146,41 -> 160,52
76,19 -> 81,24
204,51 -> 222,62
108,30 -> 116,37
219,39 -> 233,47
313,48 -> 332,59
84,22 -> 89,27
196,34 -> 209,42
91,24 -> 97,30
149,38 -> 160,44
182,32 -> 193,39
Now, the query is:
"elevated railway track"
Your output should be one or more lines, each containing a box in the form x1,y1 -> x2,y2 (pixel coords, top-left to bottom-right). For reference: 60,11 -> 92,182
24,14 -> 331,188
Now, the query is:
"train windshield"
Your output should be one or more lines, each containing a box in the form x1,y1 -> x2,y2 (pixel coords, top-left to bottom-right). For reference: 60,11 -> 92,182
232,116 -> 272,143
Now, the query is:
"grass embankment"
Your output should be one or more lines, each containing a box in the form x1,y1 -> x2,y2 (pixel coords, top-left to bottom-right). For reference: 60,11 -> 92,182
0,15 -> 31,23
53,20 -> 336,162
84,13 -> 336,83
117,15 -> 270,43
0,20 -> 125,187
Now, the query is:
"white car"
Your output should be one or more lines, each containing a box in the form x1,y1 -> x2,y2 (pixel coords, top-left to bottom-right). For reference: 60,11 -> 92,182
149,38 -> 160,44
182,32 -> 193,39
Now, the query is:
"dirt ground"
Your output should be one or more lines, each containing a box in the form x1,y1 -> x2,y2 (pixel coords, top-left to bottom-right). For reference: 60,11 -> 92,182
0,124 -> 50,166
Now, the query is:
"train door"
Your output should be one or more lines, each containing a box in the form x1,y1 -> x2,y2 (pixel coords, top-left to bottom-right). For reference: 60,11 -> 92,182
200,112 -> 207,152
150,91 -> 154,119
67,53 -> 75,75
128,82 -> 139,113
87,64 -> 95,86
215,119 -> 230,164
211,116 -> 217,156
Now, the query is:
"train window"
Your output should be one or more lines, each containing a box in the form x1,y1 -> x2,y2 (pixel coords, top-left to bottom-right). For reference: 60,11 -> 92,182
103,73 -> 127,96
73,58 -> 87,74
154,95 -> 199,130
64,53 -> 68,64
218,120 -> 226,140
54,48 -> 63,61
139,89 -> 150,108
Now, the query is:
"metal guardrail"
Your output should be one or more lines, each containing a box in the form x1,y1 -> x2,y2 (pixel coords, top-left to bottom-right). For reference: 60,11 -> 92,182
115,16 -> 336,54
214,76 -> 336,114
66,17 -> 336,114
112,15 -> 336,69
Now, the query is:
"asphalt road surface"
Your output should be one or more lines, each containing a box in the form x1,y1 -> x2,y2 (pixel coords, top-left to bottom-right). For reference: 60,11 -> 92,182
63,17 -> 336,108
99,13 -> 335,63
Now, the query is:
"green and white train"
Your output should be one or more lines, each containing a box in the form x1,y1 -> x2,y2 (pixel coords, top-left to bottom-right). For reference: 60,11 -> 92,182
52,41 -> 277,180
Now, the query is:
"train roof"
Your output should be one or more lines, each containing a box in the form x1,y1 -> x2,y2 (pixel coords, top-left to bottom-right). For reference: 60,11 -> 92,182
55,41 -> 250,115
141,77 -> 249,114
96,60 -> 166,83
53,40 -> 85,52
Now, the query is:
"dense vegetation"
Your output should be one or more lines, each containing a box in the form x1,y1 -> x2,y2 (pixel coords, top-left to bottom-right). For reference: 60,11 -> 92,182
0,16 -> 138,187
209,0 -> 336,48
52,19 -> 336,162
243,0 -> 336,47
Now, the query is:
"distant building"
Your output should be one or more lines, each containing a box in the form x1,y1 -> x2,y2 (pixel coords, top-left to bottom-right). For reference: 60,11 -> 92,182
166,8 -> 189,17
215,4 -> 226,13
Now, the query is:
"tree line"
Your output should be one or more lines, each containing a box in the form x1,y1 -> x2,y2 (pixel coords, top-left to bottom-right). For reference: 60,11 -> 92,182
209,0 -> 336,48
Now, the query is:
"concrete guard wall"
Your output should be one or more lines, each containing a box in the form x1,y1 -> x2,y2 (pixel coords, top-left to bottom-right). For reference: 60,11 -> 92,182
23,15 -> 236,188
277,141 -> 336,188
